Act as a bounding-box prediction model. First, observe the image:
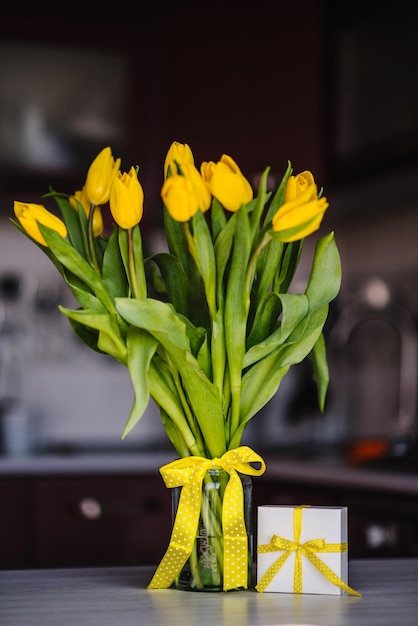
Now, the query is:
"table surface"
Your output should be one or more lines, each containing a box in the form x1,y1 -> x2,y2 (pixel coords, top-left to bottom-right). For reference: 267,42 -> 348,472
1,558 -> 417,626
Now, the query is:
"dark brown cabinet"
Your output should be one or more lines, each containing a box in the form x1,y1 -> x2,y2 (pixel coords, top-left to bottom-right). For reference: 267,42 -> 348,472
2,469 -> 418,570
0,474 -> 172,569
0,478 -> 26,568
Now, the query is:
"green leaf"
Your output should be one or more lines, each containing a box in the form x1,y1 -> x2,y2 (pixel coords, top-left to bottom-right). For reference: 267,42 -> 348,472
224,207 -> 252,376
149,253 -> 191,316
305,232 -> 342,309
52,193 -> 88,260
115,297 -> 226,457
244,293 -> 309,367
159,408 -> 191,458
196,333 -> 212,380
192,209 -> 217,316
66,318 -> 102,353
309,332 -> 329,412
224,206 -> 253,435
59,306 -> 127,362
102,225 -> 129,299
40,225 -> 116,313
163,206 -> 190,275
254,236 -> 285,301
116,297 -> 190,351
121,328 -> 158,438
234,356 -> 290,444
246,291 -> 281,349
148,361 -> 201,455
275,240 -> 303,294
214,211 -> 237,306
10,217 -> 66,278
277,305 -> 329,367
210,197 -> 227,241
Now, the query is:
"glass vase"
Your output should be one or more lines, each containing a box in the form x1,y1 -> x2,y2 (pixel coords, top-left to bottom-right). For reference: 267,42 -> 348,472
172,468 -> 253,591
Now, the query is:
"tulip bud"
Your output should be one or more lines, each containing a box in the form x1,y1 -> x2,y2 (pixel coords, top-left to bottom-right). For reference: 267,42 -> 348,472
70,186 -> 104,236
14,201 -> 67,246
161,174 -> 200,222
200,154 -> 253,212
109,166 -> 144,229
164,141 -> 194,178
272,171 -> 329,242
85,147 -> 121,206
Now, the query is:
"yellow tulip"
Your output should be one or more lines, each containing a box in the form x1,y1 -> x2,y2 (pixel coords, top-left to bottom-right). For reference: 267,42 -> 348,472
272,171 -> 329,242
70,186 -> 104,236
85,146 -> 121,206
161,174 -> 200,222
181,163 -> 212,212
14,201 -> 67,247
109,166 -> 144,229
200,154 -> 253,212
164,141 -> 194,178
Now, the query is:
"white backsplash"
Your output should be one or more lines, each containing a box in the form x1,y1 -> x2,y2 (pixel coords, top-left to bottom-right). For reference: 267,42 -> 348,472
0,218 -> 167,453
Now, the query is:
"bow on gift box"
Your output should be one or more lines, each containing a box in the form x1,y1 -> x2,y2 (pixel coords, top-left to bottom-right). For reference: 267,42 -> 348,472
148,446 -> 266,591
256,506 -> 361,596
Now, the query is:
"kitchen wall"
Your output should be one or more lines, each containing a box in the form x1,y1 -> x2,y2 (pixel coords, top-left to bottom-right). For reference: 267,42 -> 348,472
0,218 -> 167,454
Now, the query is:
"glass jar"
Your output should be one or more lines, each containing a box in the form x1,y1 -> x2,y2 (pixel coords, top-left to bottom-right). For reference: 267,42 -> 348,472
172,468 -> 253,591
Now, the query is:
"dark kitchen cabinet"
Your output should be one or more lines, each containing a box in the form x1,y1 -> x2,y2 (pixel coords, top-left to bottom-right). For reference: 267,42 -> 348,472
0,478 -> 26,568
1,469 -> 418,570
33,475 -> 172,568
0,474 -> 172,569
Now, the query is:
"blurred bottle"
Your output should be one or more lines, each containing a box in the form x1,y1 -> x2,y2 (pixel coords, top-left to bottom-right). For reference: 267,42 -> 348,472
0,271 -> 35,455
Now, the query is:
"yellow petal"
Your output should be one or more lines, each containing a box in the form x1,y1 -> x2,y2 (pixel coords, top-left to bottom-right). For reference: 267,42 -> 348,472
161,175 -> 199,222
14,201 -> 67,246
85,146 -> 121,205
164,141 -> 194,178
109,167 -> 144,229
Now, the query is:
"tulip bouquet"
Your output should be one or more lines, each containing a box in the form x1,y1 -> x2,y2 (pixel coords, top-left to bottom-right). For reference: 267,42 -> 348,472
12,143 -> 341,591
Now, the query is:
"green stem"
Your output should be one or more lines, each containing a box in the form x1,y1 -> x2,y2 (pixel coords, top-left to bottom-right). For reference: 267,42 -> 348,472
88,204 -> 100,275
182,221 -> 198,266
245,231 -> 272,298
127,228 -> 139,299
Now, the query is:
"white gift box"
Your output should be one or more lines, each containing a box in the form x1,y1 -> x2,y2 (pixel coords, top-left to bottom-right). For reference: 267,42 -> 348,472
256,505 -> 349,595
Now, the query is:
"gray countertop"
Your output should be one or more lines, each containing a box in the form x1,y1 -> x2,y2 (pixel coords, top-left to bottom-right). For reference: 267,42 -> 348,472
0,558 -> 417,625
1,452 -> 418,496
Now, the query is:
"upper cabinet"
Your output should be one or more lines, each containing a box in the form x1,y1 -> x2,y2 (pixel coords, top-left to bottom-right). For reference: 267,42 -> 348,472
1,1 -> 416,225
323,0 -> 418,221
0,1 -> 325,227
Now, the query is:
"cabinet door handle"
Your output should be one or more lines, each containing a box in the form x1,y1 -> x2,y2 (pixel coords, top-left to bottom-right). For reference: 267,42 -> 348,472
78,497 -> 102,520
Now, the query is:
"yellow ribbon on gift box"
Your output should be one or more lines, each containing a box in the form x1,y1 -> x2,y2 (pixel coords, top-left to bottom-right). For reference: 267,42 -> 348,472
147,446 -> 266,591
255,505 -> 362,596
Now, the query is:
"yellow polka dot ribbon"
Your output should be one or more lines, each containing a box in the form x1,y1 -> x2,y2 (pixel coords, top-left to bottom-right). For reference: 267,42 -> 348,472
255,506 -> 361,596
147,446 -> 266,591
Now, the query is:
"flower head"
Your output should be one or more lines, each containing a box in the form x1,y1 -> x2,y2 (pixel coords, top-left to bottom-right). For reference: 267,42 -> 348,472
164,141 -> 194,178
161,174 -> 200,221
180,163 -> 212,213
85,146 -> 121,206
109,166 -> 144,229
200,154 -> 253,212
70,186 -> 104,236
272,170 -> 328,242
14,201 -> 67,246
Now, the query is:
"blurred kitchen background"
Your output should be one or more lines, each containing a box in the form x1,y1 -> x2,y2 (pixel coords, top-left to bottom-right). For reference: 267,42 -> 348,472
0,0 -> 418,463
